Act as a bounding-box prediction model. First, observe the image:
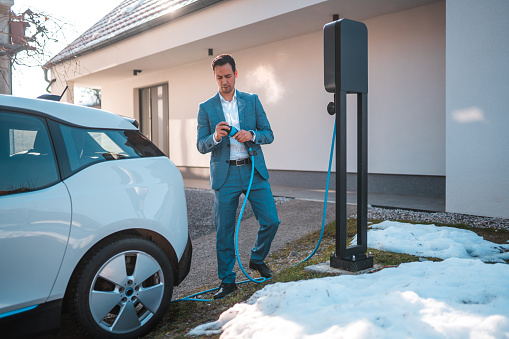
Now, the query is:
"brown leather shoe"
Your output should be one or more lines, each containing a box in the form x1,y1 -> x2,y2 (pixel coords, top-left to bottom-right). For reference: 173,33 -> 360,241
213,282 -> 237,299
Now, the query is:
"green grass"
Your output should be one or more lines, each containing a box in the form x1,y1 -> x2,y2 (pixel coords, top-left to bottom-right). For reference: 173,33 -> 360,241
145,218 -> 509,338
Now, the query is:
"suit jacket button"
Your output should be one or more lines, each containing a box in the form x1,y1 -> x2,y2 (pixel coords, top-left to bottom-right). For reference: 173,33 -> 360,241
226,160 -> 229,163
227,144 -> 230,147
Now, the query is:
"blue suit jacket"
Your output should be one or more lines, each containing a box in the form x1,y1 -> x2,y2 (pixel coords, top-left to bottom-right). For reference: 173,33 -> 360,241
197,91 -> 274,190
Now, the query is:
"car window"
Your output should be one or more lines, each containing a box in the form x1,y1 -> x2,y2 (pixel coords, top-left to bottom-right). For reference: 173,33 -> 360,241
0,112 -> 60,195
59,125 -> 164,172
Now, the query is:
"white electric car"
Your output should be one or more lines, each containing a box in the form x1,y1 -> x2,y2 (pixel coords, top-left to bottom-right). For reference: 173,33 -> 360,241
0,95 -> 192,338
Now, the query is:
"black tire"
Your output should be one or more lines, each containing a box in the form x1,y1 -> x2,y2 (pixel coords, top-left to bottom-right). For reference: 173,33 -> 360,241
68,236 -> 174,339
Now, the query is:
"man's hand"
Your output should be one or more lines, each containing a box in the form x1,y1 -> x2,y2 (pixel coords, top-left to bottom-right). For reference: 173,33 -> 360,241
234,130 -> 253,143
214,122 -> 230,142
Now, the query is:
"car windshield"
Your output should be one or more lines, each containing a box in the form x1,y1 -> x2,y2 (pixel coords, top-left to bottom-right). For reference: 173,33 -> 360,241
59,125 -> 163,172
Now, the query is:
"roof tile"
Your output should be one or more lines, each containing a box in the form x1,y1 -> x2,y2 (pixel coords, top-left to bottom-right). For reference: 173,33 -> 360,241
47,0 -> 207,66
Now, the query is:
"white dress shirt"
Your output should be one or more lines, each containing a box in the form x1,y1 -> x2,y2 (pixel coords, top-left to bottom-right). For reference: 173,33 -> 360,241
216,90 -> 255,160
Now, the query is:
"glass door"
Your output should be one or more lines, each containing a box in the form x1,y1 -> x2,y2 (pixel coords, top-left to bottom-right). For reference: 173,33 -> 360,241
139,83 -> 169,156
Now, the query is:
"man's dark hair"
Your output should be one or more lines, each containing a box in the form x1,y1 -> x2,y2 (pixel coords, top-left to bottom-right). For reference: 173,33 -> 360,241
212,54 -> 236,73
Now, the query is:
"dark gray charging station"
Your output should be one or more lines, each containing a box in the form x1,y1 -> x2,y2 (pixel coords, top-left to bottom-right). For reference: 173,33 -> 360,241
324,18 -> 373,271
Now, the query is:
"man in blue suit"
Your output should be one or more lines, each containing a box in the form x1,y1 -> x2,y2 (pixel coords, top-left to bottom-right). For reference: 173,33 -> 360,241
197,54 -> 280,299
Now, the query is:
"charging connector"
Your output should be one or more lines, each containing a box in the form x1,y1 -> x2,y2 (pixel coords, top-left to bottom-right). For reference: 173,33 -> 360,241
225,125 -> 238,137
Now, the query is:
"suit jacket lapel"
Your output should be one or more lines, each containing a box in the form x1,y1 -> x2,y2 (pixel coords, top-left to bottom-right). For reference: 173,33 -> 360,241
212,93 -> 225,122
237,91 -> 246,129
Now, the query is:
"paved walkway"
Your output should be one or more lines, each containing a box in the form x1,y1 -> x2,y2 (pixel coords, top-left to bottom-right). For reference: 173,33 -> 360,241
172,197 -> 356,300
184,178 -> 445,212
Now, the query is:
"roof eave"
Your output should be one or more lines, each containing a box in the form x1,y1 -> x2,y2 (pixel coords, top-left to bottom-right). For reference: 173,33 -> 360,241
45,0 -> 223,68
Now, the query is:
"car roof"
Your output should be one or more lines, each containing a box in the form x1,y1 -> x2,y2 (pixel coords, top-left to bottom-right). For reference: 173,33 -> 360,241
0,95 -> 137,130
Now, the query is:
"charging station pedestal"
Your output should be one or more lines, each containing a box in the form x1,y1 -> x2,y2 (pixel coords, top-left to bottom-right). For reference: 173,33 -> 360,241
324,18 -> 373,271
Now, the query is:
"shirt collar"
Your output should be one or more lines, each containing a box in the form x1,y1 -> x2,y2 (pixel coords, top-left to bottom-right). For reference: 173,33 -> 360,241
219,89 -> 237,104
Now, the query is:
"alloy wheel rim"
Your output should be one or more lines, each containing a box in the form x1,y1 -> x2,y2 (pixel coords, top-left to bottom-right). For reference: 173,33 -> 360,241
88,250 -> 165,333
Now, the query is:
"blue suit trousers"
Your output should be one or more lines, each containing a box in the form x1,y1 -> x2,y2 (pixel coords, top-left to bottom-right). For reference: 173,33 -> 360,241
214,164 -> 280,283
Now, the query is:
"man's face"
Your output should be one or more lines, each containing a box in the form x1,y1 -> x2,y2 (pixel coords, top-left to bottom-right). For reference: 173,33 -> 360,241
214,63 -> 237,96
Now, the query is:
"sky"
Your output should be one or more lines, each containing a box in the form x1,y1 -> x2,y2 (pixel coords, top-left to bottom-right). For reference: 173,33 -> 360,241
190,221 -> 509,338
11,0 -> 122,99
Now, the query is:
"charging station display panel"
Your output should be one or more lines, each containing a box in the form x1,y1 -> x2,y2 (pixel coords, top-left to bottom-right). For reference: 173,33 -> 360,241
324,18 -> 368,94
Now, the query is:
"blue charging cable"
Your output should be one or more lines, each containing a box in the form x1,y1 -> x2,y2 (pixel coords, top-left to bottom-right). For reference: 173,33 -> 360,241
173,121 -> 335,302
233,146 -> 269,284
292,120 -> 335,267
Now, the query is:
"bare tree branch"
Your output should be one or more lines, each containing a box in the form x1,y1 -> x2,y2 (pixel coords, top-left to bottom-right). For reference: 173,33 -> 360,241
1,8 -> 75,69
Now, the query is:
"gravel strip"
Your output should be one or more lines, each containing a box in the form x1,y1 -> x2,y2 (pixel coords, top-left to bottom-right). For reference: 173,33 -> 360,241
185,188 -> 293,239
187,187 -> 509,237
351,206 -> 509,230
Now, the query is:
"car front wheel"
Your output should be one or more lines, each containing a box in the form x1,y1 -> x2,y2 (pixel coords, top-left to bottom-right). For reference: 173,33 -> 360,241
69,236 -> 174,338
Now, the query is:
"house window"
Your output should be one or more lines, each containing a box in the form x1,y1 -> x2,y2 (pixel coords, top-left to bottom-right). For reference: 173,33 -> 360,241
139,84 -> 169,156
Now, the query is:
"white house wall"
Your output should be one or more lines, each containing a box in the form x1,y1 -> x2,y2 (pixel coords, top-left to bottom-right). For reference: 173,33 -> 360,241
236,1 -> 446,175
47,0 -> 509,218
52,0 -> 327,86
365,1 -> 445,176
446,0 -> 509,218
87,1 -> 447,180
